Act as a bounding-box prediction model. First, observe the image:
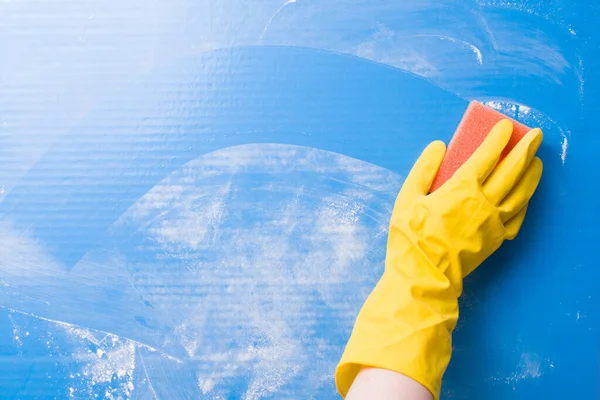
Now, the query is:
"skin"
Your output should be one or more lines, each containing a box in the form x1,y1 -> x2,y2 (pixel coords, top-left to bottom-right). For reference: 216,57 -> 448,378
346,368 -> 432,400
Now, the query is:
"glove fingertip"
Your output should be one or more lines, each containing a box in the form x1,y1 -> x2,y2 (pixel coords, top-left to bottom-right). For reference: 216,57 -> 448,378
505,205 -> 528,240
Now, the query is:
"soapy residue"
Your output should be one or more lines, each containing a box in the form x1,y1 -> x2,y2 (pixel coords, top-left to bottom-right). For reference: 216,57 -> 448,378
2,144 -> 401,398
487,352 -> 548,389
485,100 -> 569,165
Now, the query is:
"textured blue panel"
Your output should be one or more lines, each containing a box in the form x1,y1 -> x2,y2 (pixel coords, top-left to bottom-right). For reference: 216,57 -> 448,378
1,47 -> 467,268
0,0 -> 597,399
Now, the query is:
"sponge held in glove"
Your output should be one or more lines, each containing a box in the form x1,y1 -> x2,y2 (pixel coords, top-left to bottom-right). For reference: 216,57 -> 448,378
429,101 -> 531,192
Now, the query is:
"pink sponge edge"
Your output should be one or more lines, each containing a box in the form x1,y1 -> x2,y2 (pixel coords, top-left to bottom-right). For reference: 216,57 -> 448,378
429,101 -> 531,192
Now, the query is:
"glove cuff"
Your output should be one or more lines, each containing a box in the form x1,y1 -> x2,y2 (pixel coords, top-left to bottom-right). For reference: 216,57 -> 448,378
336,246 -> 459,399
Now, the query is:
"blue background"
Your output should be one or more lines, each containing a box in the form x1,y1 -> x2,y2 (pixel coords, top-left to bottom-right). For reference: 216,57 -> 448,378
0,0 -> 597,398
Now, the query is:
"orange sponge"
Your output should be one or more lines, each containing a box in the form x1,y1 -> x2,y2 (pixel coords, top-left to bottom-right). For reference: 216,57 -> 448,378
429,101 -> 531,192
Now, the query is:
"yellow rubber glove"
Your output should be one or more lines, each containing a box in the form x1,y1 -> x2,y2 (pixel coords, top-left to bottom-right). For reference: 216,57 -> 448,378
336,120 -> 543,399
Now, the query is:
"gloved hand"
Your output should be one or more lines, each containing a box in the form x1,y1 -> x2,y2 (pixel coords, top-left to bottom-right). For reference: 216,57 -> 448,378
336,119 -> 543,399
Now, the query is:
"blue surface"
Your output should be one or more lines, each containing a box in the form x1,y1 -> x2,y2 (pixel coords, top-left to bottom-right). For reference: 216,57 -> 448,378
0,0 -> 598,399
